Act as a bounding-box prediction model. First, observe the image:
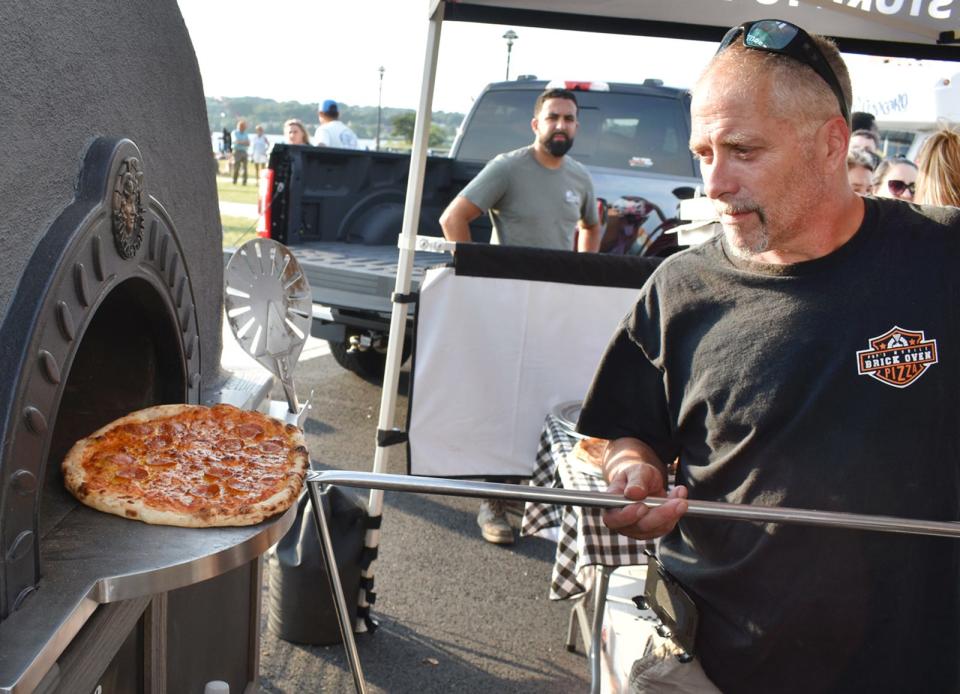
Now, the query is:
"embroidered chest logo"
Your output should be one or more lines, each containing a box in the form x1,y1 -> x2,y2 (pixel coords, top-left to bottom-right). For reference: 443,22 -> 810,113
856,326 -> 938,388
564,190 -> 579,206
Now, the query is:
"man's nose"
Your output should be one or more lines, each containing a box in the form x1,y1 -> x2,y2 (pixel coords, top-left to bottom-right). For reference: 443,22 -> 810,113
702,155 -> 738,200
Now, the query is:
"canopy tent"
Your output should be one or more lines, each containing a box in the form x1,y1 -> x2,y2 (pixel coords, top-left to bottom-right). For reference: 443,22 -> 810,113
359,0 -> 960,632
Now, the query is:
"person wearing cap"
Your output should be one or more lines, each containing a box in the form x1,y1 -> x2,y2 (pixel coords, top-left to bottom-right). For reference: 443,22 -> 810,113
315,99 -> 359,150
578,19 -> 960,692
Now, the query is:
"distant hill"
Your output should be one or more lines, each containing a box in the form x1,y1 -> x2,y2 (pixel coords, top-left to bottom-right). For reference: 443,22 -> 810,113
206,96 -> 465,146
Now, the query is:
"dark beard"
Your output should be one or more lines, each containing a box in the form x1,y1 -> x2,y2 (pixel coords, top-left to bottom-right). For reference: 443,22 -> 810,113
543,134 -> 573,157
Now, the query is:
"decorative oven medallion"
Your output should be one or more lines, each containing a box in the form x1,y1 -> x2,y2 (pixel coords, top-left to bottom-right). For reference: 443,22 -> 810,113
111,156 -> 145,259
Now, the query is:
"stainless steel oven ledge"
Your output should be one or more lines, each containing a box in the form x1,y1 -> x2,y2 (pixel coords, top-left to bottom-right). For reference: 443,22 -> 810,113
0,502 -> 296,694
0,368 -> 291,694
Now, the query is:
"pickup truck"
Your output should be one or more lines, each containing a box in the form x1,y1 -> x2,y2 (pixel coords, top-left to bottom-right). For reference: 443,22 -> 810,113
259,78 -> 701,379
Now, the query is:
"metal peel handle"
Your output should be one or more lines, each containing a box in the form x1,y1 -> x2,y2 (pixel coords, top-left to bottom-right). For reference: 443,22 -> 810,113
306,470 -> 960,539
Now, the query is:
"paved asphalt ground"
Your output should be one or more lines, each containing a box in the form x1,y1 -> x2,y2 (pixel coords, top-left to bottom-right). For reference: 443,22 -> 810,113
245,348 -> 592,693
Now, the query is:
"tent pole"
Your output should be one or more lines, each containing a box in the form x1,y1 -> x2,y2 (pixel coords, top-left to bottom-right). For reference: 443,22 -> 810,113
356,0 -> 445,630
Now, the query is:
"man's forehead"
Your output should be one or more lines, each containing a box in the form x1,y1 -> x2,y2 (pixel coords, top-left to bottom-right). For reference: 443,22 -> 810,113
538,98 -> 577,115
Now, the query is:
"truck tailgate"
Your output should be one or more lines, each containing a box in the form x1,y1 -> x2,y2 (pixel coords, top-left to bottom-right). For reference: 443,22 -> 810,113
292,242 -> 449,314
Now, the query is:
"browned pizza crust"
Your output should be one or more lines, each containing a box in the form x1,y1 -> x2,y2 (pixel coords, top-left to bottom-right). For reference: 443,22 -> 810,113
572,436 -> 608,469
62,403 -> 308,527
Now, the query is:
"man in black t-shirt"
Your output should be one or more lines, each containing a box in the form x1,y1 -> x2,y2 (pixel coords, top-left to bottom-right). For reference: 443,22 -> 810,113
579,20 -> 960,694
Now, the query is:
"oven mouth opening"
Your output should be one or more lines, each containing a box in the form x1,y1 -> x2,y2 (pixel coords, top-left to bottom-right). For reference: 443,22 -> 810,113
40,277 -> 188,541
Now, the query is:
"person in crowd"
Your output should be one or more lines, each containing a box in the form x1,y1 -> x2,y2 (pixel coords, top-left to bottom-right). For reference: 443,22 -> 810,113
846,147 -> 875,195
231,119 -> 250,185
250,124 -> 270,178
222,126 -> 232,154
871,156 -> 917,201
851,110 -> 879,136
283,118 -> 311,145
315,99 -> 359,149
579,19 -> 959,693
915,127 -> 960,207
440,87 -> 602,544
849,128 -> 880,155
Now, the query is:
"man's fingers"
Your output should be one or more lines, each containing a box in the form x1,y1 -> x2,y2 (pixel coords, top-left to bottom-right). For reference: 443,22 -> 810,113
602,496 -> 688,541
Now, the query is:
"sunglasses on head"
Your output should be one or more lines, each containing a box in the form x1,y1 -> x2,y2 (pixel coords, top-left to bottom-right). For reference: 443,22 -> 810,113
887,179 -> 916,196
716,19 -> 850,125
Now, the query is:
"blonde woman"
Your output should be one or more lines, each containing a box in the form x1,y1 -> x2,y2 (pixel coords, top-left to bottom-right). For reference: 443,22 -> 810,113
283,118 -> 311,145
915,128 -> 960,207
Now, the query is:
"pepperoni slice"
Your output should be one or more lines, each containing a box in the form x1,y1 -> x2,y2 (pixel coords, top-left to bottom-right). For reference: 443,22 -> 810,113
111,453 -> 135,466
237,423 -> 264,439
126,423 -> 153,436
145,435 -> 172,450
193,483 -> 221,497
115,466 -> 149,480
260,440 -> 284,454
144,455 -> 177,467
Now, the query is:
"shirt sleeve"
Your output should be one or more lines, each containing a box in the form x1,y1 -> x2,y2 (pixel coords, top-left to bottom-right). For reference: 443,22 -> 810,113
577,312 -> 678,467
581,177 -> 599,226
315,128 -> 332,147
459,156 -> 510,212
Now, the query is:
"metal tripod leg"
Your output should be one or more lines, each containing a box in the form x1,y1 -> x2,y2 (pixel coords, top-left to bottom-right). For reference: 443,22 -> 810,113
307,480 -> 368,694
589,566 -> 610,694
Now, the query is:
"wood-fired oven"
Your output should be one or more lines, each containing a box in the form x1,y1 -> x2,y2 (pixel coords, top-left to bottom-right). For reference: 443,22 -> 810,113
0,2 -> 294,692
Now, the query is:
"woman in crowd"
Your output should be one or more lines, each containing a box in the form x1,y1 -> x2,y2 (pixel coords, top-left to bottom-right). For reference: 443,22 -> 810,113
846,148 -> 875,196
250,124 -> 270,177
871,157 -> 917,201
914,128 -> 960,207
283,118 -> 311,145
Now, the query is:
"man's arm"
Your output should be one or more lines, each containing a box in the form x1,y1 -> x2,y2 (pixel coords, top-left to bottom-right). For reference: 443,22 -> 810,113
602,436 -> 688,540
577,221 -> 603,253
439,195 -> 484,243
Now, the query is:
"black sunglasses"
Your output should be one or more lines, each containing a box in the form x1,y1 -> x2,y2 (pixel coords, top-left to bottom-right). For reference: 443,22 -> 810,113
887,179 -> 916,197
717,19 -> 850,125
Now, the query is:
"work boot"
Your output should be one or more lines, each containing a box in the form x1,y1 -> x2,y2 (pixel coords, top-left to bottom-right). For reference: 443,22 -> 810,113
477,499 -> 514,544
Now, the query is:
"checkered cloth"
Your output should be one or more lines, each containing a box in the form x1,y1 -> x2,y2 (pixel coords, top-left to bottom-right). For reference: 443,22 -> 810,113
521,415 -> 647,600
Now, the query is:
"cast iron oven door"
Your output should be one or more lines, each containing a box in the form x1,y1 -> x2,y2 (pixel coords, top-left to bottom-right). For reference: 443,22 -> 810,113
0,138 -> 201,621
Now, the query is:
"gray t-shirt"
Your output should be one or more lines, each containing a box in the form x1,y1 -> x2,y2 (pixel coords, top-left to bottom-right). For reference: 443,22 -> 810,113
579,197 -> 960,693
460,146 -> 598,250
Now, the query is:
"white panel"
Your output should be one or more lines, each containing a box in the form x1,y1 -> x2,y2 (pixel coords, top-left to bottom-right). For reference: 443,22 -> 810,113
409,267 -> 639,477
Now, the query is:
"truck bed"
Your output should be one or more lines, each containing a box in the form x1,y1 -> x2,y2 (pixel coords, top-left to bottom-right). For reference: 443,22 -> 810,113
292,241 -> 449,315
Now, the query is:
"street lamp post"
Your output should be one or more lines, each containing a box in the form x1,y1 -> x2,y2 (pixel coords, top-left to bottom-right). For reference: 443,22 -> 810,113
375,66 -> 385,152
502,29 -> 518,81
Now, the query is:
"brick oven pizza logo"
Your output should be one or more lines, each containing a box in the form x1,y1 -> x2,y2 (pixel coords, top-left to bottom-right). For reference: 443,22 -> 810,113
856,326 -> 938,388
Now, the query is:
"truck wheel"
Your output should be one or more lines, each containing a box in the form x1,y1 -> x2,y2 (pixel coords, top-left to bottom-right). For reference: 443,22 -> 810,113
328,338 -> 411,383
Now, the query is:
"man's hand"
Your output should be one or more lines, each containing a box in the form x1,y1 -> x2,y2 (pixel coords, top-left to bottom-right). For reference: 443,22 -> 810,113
439,195 -> 483,243
601,437 -> 688,540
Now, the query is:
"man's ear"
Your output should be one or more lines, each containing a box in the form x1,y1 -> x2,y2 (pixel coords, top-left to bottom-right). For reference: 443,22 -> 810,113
530,116 -> 539,136
821,117 -> 850,173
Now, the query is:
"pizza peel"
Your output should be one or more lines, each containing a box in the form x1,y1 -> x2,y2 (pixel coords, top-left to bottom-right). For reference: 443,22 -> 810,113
224,238 -> 312,414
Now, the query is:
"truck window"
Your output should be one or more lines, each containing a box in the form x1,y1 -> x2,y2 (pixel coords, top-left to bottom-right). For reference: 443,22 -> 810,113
456,89 -> 696,178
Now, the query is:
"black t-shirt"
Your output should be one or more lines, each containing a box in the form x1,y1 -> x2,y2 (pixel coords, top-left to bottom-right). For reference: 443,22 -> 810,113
579,197 -> 960,693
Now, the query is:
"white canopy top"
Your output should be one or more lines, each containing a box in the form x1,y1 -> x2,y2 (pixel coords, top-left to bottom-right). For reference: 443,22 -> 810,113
436,0 -> 960,60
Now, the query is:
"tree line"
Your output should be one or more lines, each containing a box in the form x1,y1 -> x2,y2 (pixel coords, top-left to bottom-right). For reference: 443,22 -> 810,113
207,97 -> 464,148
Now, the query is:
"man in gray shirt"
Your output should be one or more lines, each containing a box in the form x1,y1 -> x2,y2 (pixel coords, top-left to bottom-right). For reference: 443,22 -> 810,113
440,88 -> 602,543
440,88 -> 602,252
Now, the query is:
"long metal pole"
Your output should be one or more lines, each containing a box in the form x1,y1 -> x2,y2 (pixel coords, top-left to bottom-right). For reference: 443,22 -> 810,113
375,66 -> 384,152
307,470 -> 960,540
359,1 -> 444,631
307,481 -> 367,694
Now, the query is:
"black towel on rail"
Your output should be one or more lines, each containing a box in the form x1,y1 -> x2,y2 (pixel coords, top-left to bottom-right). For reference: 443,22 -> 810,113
452,243 -> 662,289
